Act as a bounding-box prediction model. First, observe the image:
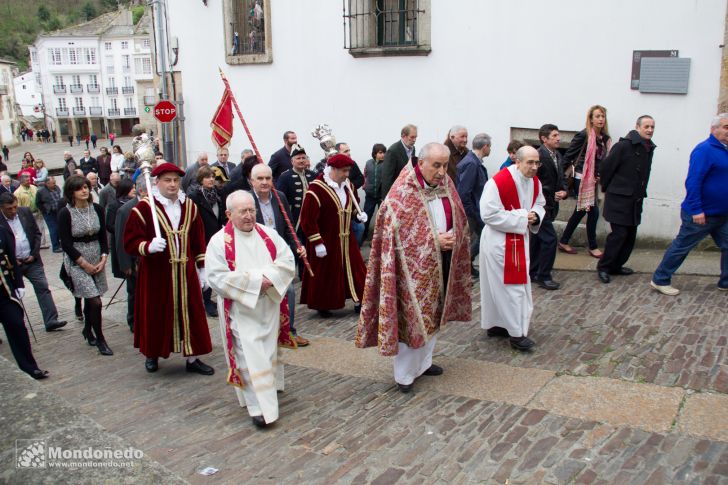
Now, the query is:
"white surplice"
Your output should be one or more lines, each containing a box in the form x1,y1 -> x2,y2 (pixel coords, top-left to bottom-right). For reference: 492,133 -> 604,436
478,165 -> 545,337
206,223 -> 295,424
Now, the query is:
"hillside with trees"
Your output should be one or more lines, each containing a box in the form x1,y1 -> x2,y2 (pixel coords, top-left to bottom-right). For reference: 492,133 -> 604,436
0,0 -> 136,71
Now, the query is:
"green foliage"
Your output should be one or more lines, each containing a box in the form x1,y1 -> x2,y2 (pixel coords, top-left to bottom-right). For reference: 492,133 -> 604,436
81,2 -> 97,21
132,6 -> 145,25
37,5 -> 51,22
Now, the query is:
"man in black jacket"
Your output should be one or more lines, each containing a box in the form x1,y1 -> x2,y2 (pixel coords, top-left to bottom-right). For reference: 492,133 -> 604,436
597,116 -> 656,283
380,124 -> 417,197
249,164 -> 309,347
36,177 -> 63,253
0,224 -> 48,379
530,124 -> 568,290
0,193 -> 66,331
268,131 -> 297,181
78,149 -> 98,176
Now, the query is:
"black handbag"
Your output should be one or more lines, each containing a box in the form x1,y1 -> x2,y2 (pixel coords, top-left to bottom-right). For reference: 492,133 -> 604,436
59,264 -> 74,292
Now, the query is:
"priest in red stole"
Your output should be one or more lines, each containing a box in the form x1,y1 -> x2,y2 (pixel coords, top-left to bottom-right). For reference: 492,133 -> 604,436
479,146 -> 546,352
299,153 -> 367,317
356,142 -> 472,393
123,162 -> 214,374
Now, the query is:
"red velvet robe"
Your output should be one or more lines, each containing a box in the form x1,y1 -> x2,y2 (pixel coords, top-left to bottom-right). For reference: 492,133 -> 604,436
299,176 -> 366,310
123,196 -> 212,358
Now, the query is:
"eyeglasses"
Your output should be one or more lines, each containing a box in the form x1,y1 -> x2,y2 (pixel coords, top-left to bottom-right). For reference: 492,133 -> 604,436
523,161 -> 542,167
232,208 -> 257,215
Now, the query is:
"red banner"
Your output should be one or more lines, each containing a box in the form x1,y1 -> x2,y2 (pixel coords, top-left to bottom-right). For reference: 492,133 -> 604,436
210,89 -> 233,148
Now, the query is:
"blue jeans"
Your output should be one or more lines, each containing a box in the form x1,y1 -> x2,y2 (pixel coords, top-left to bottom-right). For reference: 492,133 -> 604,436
652,211 -> 728,288
43,212 -> 60,251
352,221 -> 365,247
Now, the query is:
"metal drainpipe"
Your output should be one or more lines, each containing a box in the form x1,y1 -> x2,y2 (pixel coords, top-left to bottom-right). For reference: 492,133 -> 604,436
150,0 -> 175,164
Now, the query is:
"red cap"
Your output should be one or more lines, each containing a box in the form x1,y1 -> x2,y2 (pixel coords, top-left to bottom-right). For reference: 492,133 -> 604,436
327,153 -> 355,169
151,162 -> 185,177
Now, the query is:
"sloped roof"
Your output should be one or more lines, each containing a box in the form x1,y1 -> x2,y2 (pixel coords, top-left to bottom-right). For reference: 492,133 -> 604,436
42,11 -> 123,38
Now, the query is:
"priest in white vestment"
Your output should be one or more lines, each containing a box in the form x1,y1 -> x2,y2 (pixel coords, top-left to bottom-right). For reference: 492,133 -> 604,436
206,190 -> 295,428
479,146 -> 546,351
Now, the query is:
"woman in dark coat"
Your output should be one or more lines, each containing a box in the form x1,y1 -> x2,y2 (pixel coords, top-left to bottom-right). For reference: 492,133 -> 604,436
188,166 -> 226,317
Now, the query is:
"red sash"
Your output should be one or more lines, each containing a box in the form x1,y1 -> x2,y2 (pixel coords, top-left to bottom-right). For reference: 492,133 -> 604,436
223,222 -> 296,389
492,170 -> 539,285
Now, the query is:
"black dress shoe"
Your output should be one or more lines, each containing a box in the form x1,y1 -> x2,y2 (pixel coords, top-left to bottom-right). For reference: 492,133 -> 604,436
613,267 -> 634,276
145,357 -> 159,373
537,279 -> 560,290
96,340 -> 113,356
81,328 -> 97,346
354,304 -> 361,314
318,310 -> 333,318
30,369 -> 49,380
251,416 -> 267,428
46,321 -> 67,332
422,364 -> 443,376
397,383 -> 413,393
597,271 -> 611,284
486,326 -> 510,338
204,303 -> 218,318
509,336 -> 535,351
186,359 -> 215,375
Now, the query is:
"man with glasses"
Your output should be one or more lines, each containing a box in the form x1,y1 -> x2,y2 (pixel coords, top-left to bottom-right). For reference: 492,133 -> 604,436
479,146 -> 546,352
530,124 -> 568,290
211,147 -> 235,179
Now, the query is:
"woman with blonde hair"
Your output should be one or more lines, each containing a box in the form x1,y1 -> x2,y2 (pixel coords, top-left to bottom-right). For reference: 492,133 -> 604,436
558,105 -> 612,258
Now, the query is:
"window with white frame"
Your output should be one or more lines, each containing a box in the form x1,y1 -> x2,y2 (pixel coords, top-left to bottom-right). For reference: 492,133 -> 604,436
125,97 -> 134,109
75,97 -> 84,109
121,41 -> 129,49
108,77 -> 116,87
143,38 -> 150,48
30,51 -> 37,63
110,98 -> 118,109
54,75 -> 64,87
85,48 -> 97,64
123,76 -> 132,87
35,73 -> 41,85
69,48 -> 78,64
122,55 -> 130,67
344,0 -> 431,57
49,48 -> 62,65
105,42 -> 112,51
57,98 -> 67,109
61,48 -> 69,64
89,74 -> 98,86
90,96 -> 100,107
72,75 -> 81,87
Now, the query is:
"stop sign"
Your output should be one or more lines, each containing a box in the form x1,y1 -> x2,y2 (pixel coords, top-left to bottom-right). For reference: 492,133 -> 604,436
154,100 -> 177,123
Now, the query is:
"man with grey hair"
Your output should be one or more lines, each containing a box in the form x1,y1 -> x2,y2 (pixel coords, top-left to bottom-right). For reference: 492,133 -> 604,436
479,146 -> 546,351
445,125 -> 469,188
651,113 -> 728,295
182,152 -> 210,193
457,133 -> 491,276
357,142 -> 472,393
230,149 -> 256,182
207,189 -> 296,428
381,124 -> 418,197
115,177 -> 148,332
0,173 -> 17,194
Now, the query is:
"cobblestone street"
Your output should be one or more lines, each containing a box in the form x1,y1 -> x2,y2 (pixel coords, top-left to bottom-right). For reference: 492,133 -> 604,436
2,245 -> 727,484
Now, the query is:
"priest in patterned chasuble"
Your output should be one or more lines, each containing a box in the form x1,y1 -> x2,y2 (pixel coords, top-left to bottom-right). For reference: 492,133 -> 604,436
123,163 -> 214,375
479,146 -> 546,352
355,142 -> 472,393
206,190 -> 296,428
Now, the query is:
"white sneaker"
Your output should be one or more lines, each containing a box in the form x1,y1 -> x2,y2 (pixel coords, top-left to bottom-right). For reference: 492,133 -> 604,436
650,281 -> 680,296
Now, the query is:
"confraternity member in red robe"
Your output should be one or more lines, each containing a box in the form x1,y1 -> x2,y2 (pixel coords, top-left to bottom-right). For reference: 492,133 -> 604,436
355,142 -> 471,393
123,162 -> 214,375
299,153 -> 367,317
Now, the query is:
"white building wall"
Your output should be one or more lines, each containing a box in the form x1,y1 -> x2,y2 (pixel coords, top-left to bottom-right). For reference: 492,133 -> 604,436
13,73 -> 41,117
167,0 -> 726,240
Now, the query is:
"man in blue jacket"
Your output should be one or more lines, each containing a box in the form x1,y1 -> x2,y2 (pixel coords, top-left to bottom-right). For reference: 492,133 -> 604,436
457,133 -> 491,276
651,114 -> 728,295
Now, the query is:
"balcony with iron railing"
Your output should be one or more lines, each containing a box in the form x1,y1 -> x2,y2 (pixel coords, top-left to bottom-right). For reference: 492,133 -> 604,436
69,84 -> 83,93
87,84 -> 100,93
124,108 -> 137,116
72,107 -> 86,116
106,87 -> 118,95
122,86 -> 134,94
56,108 -> 69,117
108,108 -> 120,116
143,95 -> 156,106
89,106 -> 103,116
53,85 -> 66,94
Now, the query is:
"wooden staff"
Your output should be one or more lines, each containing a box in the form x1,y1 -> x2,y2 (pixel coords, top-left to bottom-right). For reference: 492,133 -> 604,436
218,68 -> 314,277
140,161 -> 161,239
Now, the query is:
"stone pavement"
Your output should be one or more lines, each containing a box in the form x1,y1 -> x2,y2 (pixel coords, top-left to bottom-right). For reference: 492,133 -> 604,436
1,247 -> 727,484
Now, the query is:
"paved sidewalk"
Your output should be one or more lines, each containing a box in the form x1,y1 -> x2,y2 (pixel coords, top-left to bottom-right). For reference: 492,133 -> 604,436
1,247 -> 726,483
3,138 -> 135,175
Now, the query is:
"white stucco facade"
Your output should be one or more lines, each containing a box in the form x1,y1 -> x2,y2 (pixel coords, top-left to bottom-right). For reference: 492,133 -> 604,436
13,72 -> 42,118
166,0 -> 727,240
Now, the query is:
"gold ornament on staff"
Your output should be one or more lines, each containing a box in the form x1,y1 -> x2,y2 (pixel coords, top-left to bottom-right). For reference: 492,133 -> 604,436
311,123 -> 364,216
135,134 -> 161,239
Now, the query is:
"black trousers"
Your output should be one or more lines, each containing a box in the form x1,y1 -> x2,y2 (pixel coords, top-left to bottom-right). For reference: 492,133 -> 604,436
467,216 -> 483,262
126,274 -> 136,331
598,223 -> 638,273
0,297 -> 40,375
529,218 -> 557,281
